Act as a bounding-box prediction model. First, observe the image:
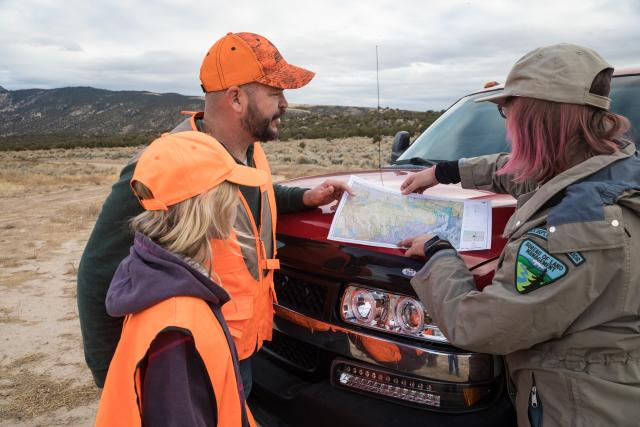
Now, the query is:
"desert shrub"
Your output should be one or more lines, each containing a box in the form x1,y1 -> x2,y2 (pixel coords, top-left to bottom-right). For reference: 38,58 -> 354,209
0,133 -> 156,151
296,155 -> 314,165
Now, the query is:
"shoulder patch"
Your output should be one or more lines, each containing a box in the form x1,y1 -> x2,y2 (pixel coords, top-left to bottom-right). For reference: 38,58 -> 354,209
565,251 -> 586,266
516,239 -> 568,294
526,227 -> 548,240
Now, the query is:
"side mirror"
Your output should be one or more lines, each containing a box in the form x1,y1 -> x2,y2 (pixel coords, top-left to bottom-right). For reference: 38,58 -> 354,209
390,131 -> 411,163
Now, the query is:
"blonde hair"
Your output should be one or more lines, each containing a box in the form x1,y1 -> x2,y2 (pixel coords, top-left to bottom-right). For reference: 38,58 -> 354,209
130,180 -> 239,268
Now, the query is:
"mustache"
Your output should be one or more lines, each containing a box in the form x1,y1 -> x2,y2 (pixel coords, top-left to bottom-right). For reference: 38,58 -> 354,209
273,108 -> 286,120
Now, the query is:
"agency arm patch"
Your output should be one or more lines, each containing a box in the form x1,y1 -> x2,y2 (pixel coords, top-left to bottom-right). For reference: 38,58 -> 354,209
565,251 -> 585,266
516,239 -> 567,294
526,227 -> 548,240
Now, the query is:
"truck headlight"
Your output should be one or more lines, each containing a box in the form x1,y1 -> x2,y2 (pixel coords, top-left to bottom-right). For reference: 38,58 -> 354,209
396,297 -> 424,334
349,288 -> 387,323
341,285 -> 447,343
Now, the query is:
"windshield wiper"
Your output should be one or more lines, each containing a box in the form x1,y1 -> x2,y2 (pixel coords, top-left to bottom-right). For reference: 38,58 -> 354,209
393,157 -> 438,166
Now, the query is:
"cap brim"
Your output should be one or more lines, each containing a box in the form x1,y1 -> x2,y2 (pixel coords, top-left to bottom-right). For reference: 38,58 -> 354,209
256,62 -> 315,89
474,91 -> 509,105
227,164 -> 269,187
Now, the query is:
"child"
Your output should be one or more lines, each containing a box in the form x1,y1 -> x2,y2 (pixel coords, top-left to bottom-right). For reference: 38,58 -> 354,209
95,131 -> 266,427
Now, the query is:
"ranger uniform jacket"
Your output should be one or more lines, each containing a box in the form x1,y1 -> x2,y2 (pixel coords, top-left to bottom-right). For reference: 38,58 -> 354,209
411,142 -> 640,427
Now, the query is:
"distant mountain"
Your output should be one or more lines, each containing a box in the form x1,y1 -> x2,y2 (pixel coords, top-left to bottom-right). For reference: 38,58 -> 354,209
0,86 -> 442,150
0,86 -> 204,136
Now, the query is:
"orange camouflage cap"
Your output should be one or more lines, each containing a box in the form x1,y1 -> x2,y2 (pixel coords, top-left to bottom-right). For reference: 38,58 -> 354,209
131,131 -> 268,211
199,32 -> 315,92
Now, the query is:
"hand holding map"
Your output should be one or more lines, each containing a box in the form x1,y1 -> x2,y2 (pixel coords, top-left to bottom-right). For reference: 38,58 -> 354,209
328,176 -> 492,251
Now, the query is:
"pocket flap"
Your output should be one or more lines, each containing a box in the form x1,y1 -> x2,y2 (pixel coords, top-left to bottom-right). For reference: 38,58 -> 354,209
222,296 -> 254,321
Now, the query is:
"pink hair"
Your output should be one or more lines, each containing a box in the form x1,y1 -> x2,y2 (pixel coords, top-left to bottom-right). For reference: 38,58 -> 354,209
497,97 -> 631,183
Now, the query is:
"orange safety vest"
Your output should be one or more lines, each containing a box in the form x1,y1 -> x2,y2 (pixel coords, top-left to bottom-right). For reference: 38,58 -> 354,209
212,141 -> 279,359
96,296 -> 255,427
176,112 -> 280,360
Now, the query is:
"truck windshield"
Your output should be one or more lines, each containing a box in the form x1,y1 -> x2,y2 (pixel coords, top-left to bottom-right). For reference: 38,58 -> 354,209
610,74 -> 640,143
397,91 -> 508,162
397,74 -> 640,164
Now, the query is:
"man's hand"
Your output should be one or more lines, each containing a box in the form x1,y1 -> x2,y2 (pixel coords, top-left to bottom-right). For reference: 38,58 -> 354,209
400,166 -> 438,195
303,179 -> 354,209
398,233 -> 434,258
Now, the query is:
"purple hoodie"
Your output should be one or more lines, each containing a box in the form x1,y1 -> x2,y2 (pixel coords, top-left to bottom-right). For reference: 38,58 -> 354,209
106,232 -> 230,317
106,233 -> 248,427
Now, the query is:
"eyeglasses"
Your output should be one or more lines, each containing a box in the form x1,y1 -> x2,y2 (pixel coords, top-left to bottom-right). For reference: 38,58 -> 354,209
497,104 -> 507,119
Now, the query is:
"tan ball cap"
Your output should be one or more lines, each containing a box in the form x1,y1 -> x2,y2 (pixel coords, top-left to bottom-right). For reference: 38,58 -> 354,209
476,43 -> 613,110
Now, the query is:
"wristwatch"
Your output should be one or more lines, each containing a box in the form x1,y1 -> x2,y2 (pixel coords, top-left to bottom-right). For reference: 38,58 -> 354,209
423,235 -> 455,260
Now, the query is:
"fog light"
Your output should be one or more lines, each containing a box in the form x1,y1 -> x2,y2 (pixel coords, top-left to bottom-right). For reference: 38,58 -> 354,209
331,359 -> 498,412
462,387 -> 483,407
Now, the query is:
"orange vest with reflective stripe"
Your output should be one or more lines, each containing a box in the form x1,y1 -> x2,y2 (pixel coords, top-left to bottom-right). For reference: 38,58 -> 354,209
173,112 -> 280,360
96,296 -> 255,427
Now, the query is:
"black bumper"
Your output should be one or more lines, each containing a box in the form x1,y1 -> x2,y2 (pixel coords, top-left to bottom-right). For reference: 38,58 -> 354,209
249,352 -> 517,427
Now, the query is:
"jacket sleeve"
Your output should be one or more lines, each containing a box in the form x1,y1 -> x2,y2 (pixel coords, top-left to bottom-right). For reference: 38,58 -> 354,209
410,234 -> 620,355
142,330 -> 217,427
459,153 -> 537,198
273,183 -> 309,213
77,161 -> 143,387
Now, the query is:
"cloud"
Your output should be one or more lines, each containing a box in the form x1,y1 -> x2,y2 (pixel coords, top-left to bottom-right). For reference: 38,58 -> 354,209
1,0 -> 638,110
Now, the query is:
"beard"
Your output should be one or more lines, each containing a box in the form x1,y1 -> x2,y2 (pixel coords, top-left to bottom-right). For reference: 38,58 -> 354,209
241,102 -> 284,142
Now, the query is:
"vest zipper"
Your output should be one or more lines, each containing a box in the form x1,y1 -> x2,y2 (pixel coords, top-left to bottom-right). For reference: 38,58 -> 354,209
528,372 -> 543,427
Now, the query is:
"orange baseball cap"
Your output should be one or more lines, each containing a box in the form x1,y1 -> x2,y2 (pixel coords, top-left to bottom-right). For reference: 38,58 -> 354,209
131,131 -> 269,211
199,32 -> 315,92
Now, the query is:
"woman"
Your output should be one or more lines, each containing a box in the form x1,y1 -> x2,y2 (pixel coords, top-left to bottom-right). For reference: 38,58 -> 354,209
399,44 -> 640,427
95,132 -> 265,426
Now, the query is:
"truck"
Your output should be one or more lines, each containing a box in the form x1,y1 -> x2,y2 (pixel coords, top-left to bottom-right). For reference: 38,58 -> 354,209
249,68 -> 640,427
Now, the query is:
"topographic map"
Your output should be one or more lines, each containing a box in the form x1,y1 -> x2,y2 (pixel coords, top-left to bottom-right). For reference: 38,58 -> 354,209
328,176 -> 491,251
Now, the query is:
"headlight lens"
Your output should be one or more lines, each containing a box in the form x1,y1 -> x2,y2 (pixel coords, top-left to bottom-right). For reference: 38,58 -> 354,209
351,289 -> 378,322
396,297 -> 424,333
341,285 -> 447,343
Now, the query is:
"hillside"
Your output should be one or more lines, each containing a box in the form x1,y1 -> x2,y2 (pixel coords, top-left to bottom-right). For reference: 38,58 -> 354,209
0,86 -> 442,150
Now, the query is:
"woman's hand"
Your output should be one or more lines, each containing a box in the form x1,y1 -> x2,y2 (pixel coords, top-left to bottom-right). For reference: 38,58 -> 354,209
398,233 -> 435,258
400,167 -> 438,195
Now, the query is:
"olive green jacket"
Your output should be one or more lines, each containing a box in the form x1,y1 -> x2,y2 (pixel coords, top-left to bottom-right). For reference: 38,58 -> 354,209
411,143 -> 640,427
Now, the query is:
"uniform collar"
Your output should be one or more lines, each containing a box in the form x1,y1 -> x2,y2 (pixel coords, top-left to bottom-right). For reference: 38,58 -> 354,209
505,142 -> 636,237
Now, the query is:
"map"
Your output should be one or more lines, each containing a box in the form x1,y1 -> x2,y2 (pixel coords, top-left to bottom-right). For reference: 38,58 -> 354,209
328,176 -> 492,251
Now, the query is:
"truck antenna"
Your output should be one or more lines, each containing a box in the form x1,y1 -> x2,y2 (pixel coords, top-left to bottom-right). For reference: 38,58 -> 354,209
376,45 -> 382,170
376,45 -> 381,112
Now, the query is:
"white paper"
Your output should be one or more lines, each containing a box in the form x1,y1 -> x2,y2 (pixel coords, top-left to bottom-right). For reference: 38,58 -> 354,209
328,176 -> 492,251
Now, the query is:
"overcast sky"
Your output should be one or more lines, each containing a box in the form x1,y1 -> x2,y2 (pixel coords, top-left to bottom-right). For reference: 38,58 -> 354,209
1,0 -> 638,110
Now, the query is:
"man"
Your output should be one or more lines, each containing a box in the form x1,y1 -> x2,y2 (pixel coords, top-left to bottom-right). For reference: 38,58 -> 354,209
77,32 -> 352,394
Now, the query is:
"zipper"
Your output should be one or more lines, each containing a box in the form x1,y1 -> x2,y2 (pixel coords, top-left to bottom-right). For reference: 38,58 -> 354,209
528,372 -> 543,427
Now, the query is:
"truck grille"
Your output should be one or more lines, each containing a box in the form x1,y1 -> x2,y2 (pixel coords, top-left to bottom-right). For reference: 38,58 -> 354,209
274,273 -> 327,318
264,330 -> 320,372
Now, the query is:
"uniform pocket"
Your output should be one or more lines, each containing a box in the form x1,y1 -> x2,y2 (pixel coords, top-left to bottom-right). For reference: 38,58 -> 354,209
528,372 -> 544,427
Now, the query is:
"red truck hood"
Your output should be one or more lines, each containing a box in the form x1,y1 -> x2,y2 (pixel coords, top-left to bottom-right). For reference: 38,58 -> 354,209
276,169 -> 516,270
